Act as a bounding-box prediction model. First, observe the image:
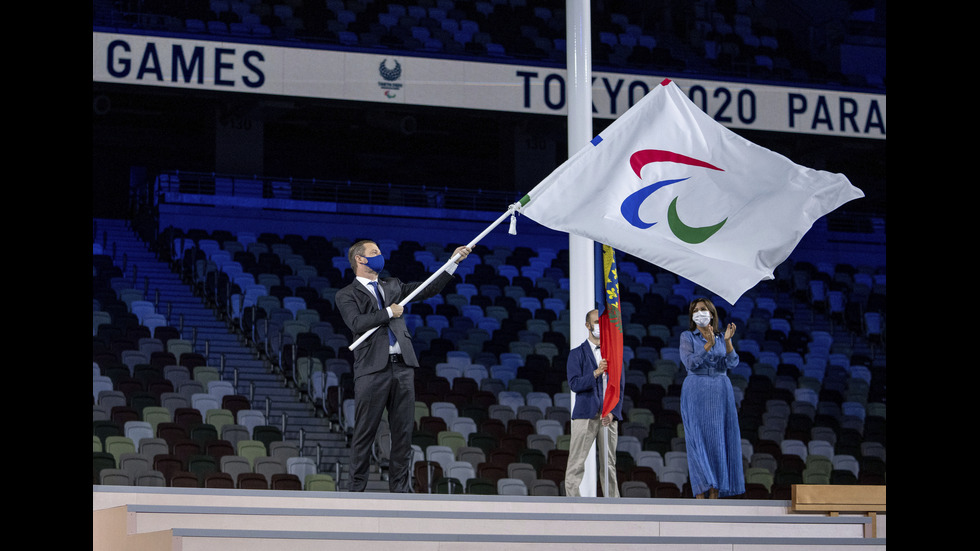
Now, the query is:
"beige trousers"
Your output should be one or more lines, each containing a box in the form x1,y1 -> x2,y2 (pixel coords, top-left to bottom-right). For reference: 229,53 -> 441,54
564,415 -> 619,497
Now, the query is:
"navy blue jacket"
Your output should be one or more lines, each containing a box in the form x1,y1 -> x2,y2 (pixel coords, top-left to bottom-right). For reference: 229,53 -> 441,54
566,340 -> 625,421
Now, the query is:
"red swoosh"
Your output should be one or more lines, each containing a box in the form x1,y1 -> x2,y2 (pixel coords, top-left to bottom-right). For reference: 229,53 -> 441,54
629,150 -> 724,178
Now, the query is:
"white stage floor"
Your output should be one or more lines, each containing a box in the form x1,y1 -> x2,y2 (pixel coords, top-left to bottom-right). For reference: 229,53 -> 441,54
94,486 -> 885,550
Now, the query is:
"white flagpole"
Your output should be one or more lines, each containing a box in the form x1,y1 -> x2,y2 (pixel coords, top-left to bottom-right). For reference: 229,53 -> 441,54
348,203 -> 521,351
604,420 -> 610,497
566,0 -> 598,498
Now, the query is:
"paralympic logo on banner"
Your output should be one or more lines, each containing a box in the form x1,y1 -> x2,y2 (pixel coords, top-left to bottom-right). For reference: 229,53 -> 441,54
618,149 -> 727,245
378,58 -> 402,99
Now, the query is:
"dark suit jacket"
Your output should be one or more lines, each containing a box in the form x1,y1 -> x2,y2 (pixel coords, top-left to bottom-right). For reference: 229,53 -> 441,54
566,340 -> 625,421
336,271 -> 454,378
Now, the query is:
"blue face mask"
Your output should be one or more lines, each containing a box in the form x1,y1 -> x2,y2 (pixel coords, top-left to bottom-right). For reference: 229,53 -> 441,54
363,253 -> 385,273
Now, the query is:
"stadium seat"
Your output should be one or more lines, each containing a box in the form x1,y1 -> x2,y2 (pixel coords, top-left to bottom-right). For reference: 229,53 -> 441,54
305,473 -> 336,491
496,477 -> 527,496
135,470 -> 166,487
237,472 -> 269,489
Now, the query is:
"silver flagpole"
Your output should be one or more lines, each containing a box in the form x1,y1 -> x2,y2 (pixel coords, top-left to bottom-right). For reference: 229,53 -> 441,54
602,373 -> 610,497
348,202 -> 522,351
604,423 -> 609,497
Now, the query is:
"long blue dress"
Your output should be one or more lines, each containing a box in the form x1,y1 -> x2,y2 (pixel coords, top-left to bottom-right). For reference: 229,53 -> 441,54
678,330 -> 745,498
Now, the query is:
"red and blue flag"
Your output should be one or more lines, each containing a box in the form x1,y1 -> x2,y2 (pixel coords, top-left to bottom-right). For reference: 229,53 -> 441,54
595,242 -> 623,418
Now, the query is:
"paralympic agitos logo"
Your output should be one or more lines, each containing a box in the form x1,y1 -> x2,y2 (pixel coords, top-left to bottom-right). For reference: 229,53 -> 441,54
620,150 -> 727,244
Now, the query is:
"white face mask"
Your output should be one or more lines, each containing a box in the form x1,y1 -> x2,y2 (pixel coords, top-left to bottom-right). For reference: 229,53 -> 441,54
692,310 -> 712,328
591,324 -> 600,338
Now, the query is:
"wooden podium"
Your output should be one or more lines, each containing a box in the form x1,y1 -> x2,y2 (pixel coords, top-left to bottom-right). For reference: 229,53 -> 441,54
792,484 -> 886,538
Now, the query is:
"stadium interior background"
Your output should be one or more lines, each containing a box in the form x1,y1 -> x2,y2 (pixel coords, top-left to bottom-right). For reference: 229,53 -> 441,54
91,0 -> 887,499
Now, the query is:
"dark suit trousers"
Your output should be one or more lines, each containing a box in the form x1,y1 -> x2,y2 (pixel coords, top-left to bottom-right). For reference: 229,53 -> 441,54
348,357 -> 415,492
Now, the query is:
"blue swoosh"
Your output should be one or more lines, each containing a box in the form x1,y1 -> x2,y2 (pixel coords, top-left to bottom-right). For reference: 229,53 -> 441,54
620,177 -> 689,229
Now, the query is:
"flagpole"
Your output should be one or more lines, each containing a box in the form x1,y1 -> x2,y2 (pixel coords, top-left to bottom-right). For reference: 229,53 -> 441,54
566,0 -> 598,498
604,421 -> 610,497
348,202 -> 521,351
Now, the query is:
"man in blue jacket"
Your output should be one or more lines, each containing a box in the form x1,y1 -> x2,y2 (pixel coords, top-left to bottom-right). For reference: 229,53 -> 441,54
564,309 -> 625,497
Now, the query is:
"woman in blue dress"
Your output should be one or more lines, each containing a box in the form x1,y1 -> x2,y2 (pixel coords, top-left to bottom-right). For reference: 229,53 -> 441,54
678,297 -> 745,499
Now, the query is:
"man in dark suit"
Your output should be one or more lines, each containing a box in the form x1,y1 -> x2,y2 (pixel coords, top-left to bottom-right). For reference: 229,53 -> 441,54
564,308 -> 625,497
336,239 -> 471,492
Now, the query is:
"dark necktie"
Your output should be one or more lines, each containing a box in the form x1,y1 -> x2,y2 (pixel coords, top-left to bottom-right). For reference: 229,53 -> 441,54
370,281 -> 398,347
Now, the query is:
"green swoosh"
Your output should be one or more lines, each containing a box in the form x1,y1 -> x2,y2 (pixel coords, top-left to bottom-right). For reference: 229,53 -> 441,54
667,196 -> 727,244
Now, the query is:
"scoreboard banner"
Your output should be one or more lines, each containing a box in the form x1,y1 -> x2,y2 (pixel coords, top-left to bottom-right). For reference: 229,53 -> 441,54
94,31 -> 885,140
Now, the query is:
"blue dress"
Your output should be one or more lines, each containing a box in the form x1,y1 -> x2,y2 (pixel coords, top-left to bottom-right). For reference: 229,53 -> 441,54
678,330 -> 745,498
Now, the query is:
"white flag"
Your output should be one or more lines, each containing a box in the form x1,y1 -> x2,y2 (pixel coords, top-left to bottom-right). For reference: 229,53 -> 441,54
518,79 -> 864,305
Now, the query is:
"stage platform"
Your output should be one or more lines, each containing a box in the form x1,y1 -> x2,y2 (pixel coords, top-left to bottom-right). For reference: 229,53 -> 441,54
94,486 -> 886,550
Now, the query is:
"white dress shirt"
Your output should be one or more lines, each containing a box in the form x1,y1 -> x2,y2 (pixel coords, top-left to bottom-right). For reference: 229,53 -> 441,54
355,263 -> 458,354
592,342 -> 606,405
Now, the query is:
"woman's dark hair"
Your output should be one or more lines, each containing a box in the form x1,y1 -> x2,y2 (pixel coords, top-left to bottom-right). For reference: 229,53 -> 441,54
688,297 -> 720,332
